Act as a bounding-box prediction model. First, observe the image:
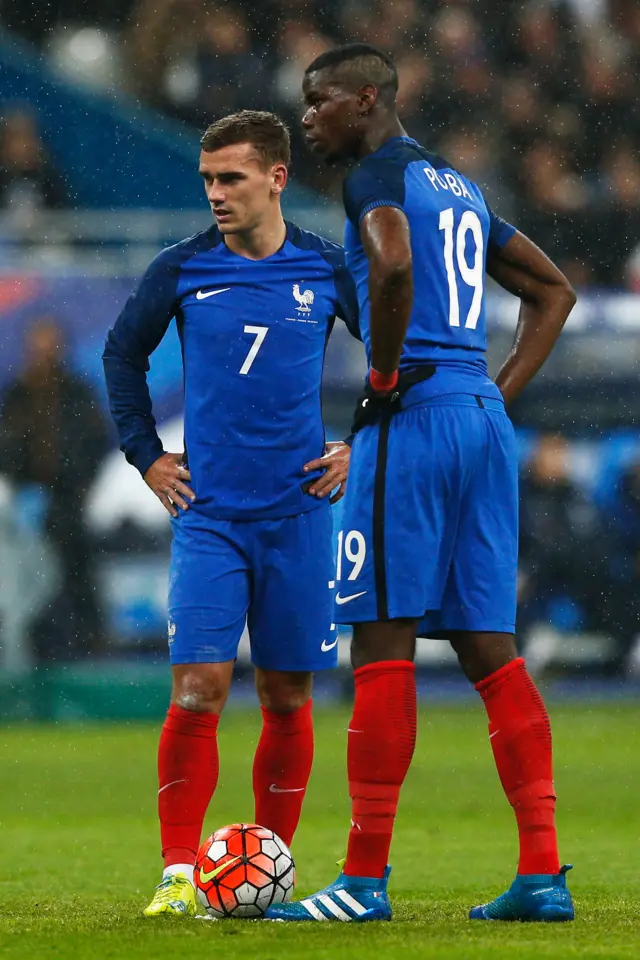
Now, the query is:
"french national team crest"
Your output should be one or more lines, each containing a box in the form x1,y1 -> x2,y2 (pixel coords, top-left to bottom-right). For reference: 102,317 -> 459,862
168,618 -> 176,644
292,283 -> 314,314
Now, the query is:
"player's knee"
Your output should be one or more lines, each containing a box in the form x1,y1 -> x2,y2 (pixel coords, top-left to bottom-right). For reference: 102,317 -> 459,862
351,620 -> 417,669
171,664 -> 232,714
255,669 -> 312,713
449,632 -> 518,684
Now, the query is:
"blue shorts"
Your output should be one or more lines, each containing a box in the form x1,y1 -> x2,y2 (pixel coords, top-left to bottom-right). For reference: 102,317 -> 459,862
334,394 -> 518,634
168,504 -> 337,670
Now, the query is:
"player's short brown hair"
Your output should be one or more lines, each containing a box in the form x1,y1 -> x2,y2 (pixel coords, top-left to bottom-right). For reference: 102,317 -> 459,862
200,111 -> 291,168
305,43 -> 398,104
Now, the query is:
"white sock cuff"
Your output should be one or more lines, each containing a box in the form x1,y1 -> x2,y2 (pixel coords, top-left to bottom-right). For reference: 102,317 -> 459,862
163,863 -> 195,885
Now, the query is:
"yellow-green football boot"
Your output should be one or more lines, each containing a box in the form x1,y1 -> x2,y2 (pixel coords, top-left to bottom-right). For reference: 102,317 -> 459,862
143,873 -> 197,918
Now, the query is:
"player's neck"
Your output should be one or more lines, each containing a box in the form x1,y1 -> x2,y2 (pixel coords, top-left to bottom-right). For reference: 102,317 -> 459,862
224,215 -> 287,261
357,115 -> 407,160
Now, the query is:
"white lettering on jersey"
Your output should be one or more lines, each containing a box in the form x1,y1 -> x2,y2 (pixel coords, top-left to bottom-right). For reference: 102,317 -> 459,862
423,166 -> 472,200
444,172 -> 463,196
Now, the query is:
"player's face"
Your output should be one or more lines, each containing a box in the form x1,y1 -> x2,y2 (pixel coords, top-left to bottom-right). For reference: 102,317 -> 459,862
302,72 -> 363,163
199,143 -> 287,235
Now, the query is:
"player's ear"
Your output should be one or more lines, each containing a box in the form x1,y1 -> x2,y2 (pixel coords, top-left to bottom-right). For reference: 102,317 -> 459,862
357,83 -> 378,115
271,163 -> 288,195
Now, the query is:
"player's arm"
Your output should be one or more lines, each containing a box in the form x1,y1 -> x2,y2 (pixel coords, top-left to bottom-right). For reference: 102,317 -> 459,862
102,250 -> 194,517
487,230 -> 577,405
342,161 -> 411,391
360,205 -> 413,386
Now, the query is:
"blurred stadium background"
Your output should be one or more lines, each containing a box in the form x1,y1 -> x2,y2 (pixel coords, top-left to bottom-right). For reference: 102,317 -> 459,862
1,0 -> 640,720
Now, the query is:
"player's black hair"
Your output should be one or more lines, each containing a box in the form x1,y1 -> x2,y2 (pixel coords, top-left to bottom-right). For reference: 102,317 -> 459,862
200,110 -> 291,167
305,43 -> 398,104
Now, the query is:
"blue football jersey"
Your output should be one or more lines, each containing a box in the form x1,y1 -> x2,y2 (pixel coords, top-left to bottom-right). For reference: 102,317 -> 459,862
343,136 -> 516,400
103,222 -> 359,521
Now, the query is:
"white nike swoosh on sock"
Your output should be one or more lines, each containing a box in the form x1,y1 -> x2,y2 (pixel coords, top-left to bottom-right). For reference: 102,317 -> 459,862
269,784 -> 305,794
158,778 -> 188,794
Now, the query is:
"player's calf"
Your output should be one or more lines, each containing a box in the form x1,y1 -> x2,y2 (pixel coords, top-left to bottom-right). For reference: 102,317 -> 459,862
148,662 -> 234,917
453,637 -> 573,921
253,670 -> 314,847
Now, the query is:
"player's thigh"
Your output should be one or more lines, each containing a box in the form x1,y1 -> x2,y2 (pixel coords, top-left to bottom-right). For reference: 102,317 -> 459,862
435,408 -> 518,635
168,514 -> 250,665
248,505 -> 337,672
335,408 -> 462,624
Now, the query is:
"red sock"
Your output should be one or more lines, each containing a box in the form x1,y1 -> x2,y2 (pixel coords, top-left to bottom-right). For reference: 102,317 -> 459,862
475,657 -> 560,875
252,700 -> 314,848
158,703 -> 220,867
344,661 -> 417,879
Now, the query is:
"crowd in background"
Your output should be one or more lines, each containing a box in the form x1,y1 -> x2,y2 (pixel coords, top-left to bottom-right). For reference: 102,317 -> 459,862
1,0 -> 640,287
518,433 -> 640,669
0,320 -> 109,662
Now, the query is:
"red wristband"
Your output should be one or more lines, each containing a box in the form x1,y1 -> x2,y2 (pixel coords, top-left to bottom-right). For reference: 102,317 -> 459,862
369,368 -> 399,393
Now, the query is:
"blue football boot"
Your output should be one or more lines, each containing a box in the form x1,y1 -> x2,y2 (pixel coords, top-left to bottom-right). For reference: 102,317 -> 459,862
469,864 -> 574,921
265,866 -> 392,922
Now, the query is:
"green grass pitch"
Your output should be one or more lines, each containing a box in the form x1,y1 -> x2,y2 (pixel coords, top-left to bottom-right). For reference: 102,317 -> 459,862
1,703 -> 638,958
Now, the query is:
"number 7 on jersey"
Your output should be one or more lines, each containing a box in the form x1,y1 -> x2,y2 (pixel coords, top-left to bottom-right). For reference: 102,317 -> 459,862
240,325 -> 269,375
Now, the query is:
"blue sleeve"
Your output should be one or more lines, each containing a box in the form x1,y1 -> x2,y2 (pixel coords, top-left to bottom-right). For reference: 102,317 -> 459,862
102,247 -> 181,476
343,159 -> 406,227
487,206 -> 517,248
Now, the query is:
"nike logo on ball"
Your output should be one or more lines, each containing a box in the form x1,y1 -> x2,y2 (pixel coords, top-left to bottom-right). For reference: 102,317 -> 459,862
269,784 -> 305,794
199,855 -> 241,883
335,591 -> 367,605
196,287 -> 231,299
321,637 -> 338,652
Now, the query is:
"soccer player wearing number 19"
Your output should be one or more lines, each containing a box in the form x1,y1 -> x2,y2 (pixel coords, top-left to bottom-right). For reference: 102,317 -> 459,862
103,111 -> 359,917
266,46 -> 578,923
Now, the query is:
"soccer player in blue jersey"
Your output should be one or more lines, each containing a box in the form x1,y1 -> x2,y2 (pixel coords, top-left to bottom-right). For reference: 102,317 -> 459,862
103,111 -> 359,918
266,46 -> 577,924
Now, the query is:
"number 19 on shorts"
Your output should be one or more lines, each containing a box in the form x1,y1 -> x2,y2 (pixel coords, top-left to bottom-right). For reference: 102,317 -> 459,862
336,530 -> 366,582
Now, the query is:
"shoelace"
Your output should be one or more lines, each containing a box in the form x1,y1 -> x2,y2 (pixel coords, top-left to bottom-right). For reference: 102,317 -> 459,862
154,876 -> 189,903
